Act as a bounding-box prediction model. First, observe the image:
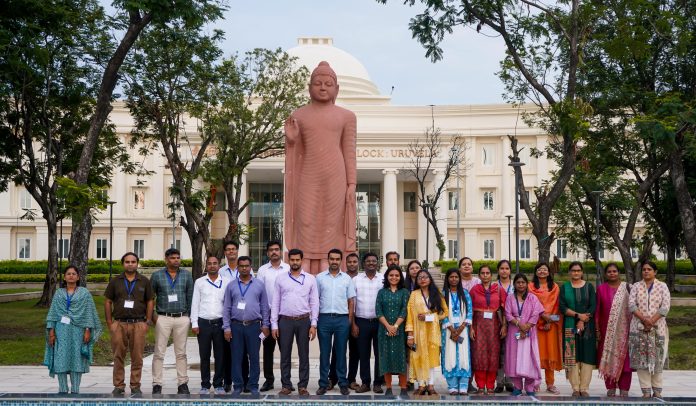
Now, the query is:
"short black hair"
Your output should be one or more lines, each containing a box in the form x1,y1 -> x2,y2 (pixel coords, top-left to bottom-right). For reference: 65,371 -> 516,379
165,248 -> 180,258
205,253 -> 219,262
385,251 -> 400,260
288,248 -> 303,259
121,252 -> 139,264
641,261 -> 658,272
362,252 -> 378,264
223,241 -> 239,250
328,248 -> 343,259
346,252 -> 359,261
265,240 -> 282,251
237,256 -> 252,265
568,261 -> 584,272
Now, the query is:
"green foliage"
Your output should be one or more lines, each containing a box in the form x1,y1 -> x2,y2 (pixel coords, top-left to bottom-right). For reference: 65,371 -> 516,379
0,259 -> 192,275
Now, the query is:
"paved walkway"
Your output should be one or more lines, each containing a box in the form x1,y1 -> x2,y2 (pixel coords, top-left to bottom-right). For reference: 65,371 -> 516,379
0,337 -> 693,399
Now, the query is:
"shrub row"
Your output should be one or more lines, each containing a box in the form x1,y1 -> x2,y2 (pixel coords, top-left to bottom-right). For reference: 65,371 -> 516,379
0,259 -> 192,275
0,274 -> 111,283
432,259 -> 695,275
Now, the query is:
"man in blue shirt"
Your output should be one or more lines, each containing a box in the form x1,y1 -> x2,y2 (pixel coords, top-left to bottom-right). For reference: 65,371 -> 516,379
315,248 -> 356,395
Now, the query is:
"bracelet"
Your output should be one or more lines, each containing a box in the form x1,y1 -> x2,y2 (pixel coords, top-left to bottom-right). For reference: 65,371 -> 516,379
407,336 -> 414,339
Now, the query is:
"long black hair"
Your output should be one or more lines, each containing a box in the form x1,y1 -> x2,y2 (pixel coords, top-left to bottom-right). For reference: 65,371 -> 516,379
442,268 -> 466,313
513,273 -> 529,300
496,259 -> 512,280
383,264 -> 405,290
532,262 -> 554,290
405,260 -> 422,291
415,270 -> 444,314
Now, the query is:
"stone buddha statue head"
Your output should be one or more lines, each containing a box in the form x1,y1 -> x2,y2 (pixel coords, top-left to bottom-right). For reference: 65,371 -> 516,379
309,61 -> 339,104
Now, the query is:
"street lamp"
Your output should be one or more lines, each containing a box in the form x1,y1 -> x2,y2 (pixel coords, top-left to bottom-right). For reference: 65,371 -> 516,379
505,214 -> 513,261
108,201 -> 116,281
450,146 -> 461,259
423,201 -> 432,267
509,161 -> 526,274
591,190 -> 603,285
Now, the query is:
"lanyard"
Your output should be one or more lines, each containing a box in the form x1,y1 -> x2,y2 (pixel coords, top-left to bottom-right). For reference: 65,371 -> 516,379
516,296 -> 524,317
66,288 -> 76,312
499,280 -> 512,295
289,272 -> 305,286
165,271 -> 178,290
206,277 -> 222,289
238,278 -> 252,298
450,291 -> 460,315
124,279 -> 136,297
421,291 -> 430,308
484,285 -> 492,308
647,282 -> 654,308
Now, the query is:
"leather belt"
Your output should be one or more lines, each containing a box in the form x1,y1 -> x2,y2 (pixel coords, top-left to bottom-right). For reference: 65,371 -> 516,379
279,313 -> 310,321
157,311 -> 187,317
231,319 -> 261,326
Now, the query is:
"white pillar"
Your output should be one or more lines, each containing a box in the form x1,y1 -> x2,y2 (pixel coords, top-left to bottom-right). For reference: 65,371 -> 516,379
239,169 -> 249,256
381,169 -> 399,256
464,136 -> 477,216
113,227 -> 128,260
433,169 -> 448,259
0,228 -> 11,260
149,228 -> 165,259
36,226 -> 49,260
464,229 -> 478,259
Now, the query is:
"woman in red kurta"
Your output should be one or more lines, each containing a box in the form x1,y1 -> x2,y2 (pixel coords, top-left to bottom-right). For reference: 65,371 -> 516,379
469,265 -> 507,394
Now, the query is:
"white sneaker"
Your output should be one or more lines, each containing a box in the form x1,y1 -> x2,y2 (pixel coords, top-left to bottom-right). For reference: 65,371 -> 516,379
199,387 -> 210,395
214,387 -> 226,395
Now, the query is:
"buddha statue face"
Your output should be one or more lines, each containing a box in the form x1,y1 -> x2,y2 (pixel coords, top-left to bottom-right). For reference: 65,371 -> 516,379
309,74 -> 339,103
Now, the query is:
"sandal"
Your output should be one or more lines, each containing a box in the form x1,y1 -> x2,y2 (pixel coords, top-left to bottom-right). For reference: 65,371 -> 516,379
415,387 -> 428,396
547,385 -> 560,395
607,389 -> 616,397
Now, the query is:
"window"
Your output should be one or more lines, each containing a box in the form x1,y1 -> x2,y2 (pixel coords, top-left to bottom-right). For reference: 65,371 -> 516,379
404,239 -> 417,259
175,239 -> 181,251
631,247 -> 638,259
556,238 -> 568,259
134,239 -> 145,259
404,192 -> 416,212
483,191 -> 494,211
520,239 -> 531,259
448,240 -> 459,259
58,238 -> 70,258
19,189 -> 32,210
17,238 -> 31,259
598,241 -> 605,259
96,238 -> 107,259
134,189 -> 145,210
448,191 -> 459,210
482,145 -> 494,166
484,239 -> 495,259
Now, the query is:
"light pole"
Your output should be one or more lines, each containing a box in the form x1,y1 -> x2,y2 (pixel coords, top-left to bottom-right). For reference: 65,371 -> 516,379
450,146 -> 461,259
509,161 -> 526,274
591,190 -> 603,285
423,201 -> 432,267
505,214 -> 513,260
108,201 -> 116,281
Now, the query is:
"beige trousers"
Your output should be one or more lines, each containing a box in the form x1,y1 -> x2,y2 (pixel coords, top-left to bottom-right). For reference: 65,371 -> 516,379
152,315 -> 190,386
637,369 -> 663,394
566,362 -> 594,392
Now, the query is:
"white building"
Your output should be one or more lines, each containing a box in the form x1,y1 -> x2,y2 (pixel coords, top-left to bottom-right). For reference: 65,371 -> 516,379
0,37 -> 630,266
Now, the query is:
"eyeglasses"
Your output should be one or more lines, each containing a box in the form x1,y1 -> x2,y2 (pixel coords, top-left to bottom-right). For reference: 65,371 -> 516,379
417,276 -> 430,281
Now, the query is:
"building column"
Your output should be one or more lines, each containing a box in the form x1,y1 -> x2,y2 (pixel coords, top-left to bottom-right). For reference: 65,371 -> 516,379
381,169 -> 399,257
149,228 -> 165,259
464,136 -> 477,216
433,169 -> 448,259
464,229 -> 478,259
113,227 -> 128,260
501,136 -> 513,217
239,169 -> 249,256
0,228 -> 11,260
36,226 -> 48,260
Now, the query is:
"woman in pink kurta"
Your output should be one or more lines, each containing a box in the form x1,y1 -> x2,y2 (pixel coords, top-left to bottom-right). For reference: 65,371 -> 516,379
595,263 -> 632,397
505,273 -> 545,396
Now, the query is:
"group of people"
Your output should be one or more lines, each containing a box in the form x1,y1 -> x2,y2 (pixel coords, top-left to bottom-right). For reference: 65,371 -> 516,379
43,241 -> 671,399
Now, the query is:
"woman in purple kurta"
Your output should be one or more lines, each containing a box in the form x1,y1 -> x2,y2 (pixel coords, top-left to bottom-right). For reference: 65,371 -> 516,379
504,273 -> 545,396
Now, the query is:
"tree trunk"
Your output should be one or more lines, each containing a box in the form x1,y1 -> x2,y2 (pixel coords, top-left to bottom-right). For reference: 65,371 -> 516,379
188,231 -> 205,280
665,242 -> 676,292
69,215 -> 93,286
36,220 -> 59,307
669,147 -> 696,271
534,224 -> 553,265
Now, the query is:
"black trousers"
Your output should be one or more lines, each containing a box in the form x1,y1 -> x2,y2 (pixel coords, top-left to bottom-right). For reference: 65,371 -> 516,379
278,317 -> 310,389
356,317 -> 384,386
330,331 -> 358,384
262,334 -> 277,383
197,318 -> 224,389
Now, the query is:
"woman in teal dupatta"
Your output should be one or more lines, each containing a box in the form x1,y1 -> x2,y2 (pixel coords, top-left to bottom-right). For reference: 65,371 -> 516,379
44,266 -> 102,393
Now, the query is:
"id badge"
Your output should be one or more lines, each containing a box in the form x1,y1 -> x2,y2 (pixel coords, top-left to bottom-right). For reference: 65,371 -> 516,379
515,332 -> 521,340
124,300 -> 135,309
259,332 -> 266,341
168,294 -> 178,303
237,301 -> 246,310
483,311 -> 494,320
550,314 -> 560,322
450,316 -> 461,324
61,316 -> 71,325
425,314 -> 435,322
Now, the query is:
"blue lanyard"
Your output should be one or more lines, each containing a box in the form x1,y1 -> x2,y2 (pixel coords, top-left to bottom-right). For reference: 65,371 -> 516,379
124,279 -> 136,297
450,291 -> 460,315
206,277 -> 222,289
66,288 -> 76,312
516,296 -> 524,317
499,280 -> 512,295
165,271 -> 178,290
421,291 -> 430,308
238,278 -> 252,298
288,272 -> 305,286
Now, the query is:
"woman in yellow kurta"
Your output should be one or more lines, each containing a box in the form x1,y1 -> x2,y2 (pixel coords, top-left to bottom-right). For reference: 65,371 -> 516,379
406,270 -> 449,395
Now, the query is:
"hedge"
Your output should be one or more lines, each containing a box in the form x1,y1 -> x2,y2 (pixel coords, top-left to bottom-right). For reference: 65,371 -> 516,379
433,259 -> 695,274
0,274 -> 111,283
0,259 -> 193,275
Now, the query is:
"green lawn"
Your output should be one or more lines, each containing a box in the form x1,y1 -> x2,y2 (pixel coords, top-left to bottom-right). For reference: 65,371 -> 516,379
0,295 -> 156,366
0,288 -> 41,295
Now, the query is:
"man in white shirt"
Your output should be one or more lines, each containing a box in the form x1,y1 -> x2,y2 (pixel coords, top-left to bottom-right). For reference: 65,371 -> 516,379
190,255 -> 229,395
255,240 -> 290,392
352,252 -> 385,394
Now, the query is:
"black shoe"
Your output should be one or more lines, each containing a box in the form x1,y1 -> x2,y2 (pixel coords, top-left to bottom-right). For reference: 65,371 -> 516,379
340,386 -> 350,395
224,384 -> 232,393
177,383 -> 190,395
373,385 -> 384,394
111,387 -> 125,395
494,385 -> 505,393
328,380 -> 337,390
400,388 -> 409,397
260,381 -> 274,392
385,388 -> 393,396
152,385 -> 162,394
131,387 -> 142,395
407,382 -> 414,390
316,387 -> 328,395
243,386 -> 250,393
505,383 -> 514,392
468,384 -> 478,394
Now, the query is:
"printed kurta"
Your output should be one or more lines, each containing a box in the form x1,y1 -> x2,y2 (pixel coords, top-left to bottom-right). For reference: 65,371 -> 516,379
504,293 -> 545,380
405,290 -> 448,382
470,283 -> 506,372
528,282 -> 563,371
376,287 -> 409,375
596,283 -> 632,380
628,280 -> 670,373
441,289 -> 473,379
559,282 -> 597,367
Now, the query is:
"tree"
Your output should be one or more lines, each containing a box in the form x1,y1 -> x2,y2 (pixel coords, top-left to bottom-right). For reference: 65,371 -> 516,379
0,0 -> 136,303
201,48 -> 308,245
384,0 -> 598,263
125,22 -> 223,279
66,0 -> 224,278
404,128 -> 467,261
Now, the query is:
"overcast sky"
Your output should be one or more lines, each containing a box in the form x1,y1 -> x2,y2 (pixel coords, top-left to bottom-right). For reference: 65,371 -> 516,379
212,0 -> 508,106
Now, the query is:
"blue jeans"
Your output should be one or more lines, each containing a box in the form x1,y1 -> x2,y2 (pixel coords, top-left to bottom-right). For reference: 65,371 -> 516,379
229,321 -> 261,391
318,314 -> 350,388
